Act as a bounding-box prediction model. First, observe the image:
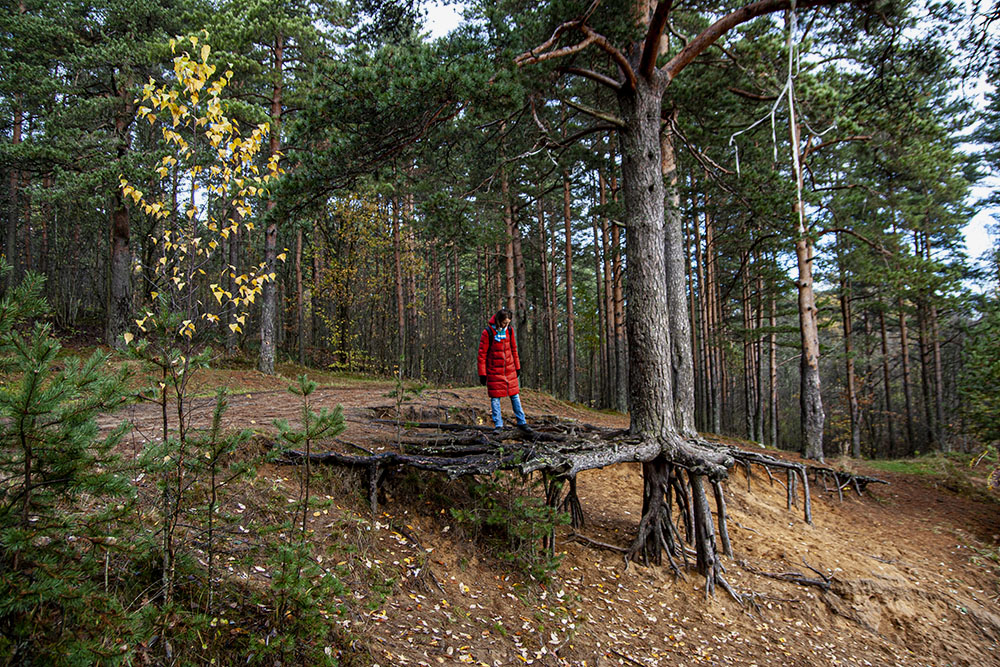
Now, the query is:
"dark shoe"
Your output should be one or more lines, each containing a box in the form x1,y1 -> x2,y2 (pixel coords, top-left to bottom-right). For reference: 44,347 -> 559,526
516,423 -> 535,435
491,426 -> 503,435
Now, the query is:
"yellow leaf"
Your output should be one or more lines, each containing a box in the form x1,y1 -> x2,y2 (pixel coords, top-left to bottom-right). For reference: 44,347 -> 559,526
200,43 -> 210,63
229,323 -> 242,333
123,332 -> 134,344
276,252 -> 287,262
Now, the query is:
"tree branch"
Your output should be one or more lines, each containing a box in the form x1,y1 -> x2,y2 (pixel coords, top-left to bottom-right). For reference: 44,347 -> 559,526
560,66 -> 622,91
802,134 -> 871,160
639,0 -> 675,79
561,97 -> 626,128
518,34 -> 598,66
662,0 -> 844,81
579,24 -> 638,91
515,19 -> 585,66
727,86 -> 778,101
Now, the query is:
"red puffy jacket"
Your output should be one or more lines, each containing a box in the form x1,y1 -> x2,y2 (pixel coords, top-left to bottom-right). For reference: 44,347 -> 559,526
477,315 -> 521,398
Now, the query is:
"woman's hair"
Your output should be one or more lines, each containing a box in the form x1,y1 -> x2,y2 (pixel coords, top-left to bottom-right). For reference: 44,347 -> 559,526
494,308 -> 512,325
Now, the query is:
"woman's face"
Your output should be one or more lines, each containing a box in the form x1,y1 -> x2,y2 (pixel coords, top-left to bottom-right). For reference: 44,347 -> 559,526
498,317 -> 510,329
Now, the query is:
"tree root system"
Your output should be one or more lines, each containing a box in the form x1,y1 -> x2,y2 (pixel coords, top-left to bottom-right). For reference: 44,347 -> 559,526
277,415 -> 887,594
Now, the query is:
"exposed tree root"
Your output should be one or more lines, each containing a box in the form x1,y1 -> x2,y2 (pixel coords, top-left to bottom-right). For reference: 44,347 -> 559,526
808,465 -> 887,500
277,415 -> 882,593
738,558 -> 832,591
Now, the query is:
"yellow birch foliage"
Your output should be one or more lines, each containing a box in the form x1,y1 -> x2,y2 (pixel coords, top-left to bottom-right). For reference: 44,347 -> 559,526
120,35 -> 285,343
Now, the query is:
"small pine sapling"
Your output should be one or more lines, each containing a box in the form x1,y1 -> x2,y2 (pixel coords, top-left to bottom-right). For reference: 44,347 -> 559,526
0,260 -> 133,661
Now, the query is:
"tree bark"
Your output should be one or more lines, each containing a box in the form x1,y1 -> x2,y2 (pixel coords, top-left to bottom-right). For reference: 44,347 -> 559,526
618,74 -> 677,437
563,169 -> 577,402
107,91 -> 134,349
661,125 -> 696,435
295,226 -> 305,366
259,32 -> 284,375
600,171 -> 616,407
839,244 -> 860,458
6,83 -> 23,284
502,161 -> 516,312
787,47 -> 824,461
878,306 -> 896,456
537,193 -> 557,392
592,187 -> 608,406
898,299 -> 916,452
769,294 -> 779,448
610,171 -> 628,413
930,302 -> 946,450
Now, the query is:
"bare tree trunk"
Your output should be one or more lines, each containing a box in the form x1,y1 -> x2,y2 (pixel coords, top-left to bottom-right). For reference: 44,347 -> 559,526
787,41 -> 824,461
684,195 -> 699,430
41,174 -> 52,279
878,307 -> 896,457
452,245 -> 462,327
295,226 -> 304,365
311,220 -> 322,348
661,125 -> 696,435
694,201 -> 709,432
405,198 -> 419,375
563,169 -> 577,402
21,180 -> 31,273
537,194 -> 557,392
107,92 -> 135,349
592,188 -> 608,406
769,295 -> 779,448
259,33 -> 284,375
930,302 -> 946,450
513,213 -> 527,332
610,172 -> 627,413
741,255 -> 754,440
502,162 -> 516,312
898,299 -> 916,452
917,298 -> 934,449
393,197 -> 405,364
839,259 -> 860,458
704,208 -> 722,434
754,267 -> 765,443
6,89 -> 22,283
226,220 -> 240,357
600,172 -> 616,407
618,76 -> 676,437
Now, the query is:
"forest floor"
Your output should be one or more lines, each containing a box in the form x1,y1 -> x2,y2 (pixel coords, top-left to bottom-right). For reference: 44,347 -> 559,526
98,369 -> 1000,667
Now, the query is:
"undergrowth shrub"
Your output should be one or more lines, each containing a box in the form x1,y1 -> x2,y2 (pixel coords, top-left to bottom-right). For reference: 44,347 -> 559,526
0,263 -> 135,664
449,472 -> 569,583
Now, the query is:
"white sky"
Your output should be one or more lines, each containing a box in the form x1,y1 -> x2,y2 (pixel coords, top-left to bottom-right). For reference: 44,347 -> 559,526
423,1 -> 464,39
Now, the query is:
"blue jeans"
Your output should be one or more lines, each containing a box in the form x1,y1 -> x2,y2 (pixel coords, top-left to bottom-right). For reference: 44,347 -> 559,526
491,394 -> 526,428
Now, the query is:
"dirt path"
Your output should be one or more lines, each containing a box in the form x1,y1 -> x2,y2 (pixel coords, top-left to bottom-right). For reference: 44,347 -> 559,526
105,382 -> 1000,666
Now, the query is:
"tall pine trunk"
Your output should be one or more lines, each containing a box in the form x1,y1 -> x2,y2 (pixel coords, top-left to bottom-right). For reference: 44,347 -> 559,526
563,170 -> 577,402
788,57 -> 824,461
661,126 -> 696,435
898,299 -> 916,452
839,260 -> 860,458
107,93 -> 134,348
259,33 -> 283,374
878,306 -> 896,456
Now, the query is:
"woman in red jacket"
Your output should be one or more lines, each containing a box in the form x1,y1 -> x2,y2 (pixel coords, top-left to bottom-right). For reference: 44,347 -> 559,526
477,308 -> 530,432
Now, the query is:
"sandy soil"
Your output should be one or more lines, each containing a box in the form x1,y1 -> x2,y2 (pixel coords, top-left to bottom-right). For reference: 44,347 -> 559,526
104,379 -> 1000,666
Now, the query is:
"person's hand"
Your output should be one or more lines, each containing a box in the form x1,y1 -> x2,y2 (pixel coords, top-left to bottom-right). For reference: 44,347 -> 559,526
479,375 -> 487,386
516,369 -> 521,378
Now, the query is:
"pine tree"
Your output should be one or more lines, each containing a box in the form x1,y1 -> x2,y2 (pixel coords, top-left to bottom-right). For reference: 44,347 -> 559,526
0,260 -> 132,662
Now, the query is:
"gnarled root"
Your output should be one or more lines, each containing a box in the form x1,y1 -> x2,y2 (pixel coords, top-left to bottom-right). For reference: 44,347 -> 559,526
626,437 -> 735,594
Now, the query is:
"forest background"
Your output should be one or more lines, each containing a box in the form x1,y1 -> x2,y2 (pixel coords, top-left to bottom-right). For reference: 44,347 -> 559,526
3,0 -> 1000,661
3,0 -> 998,459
